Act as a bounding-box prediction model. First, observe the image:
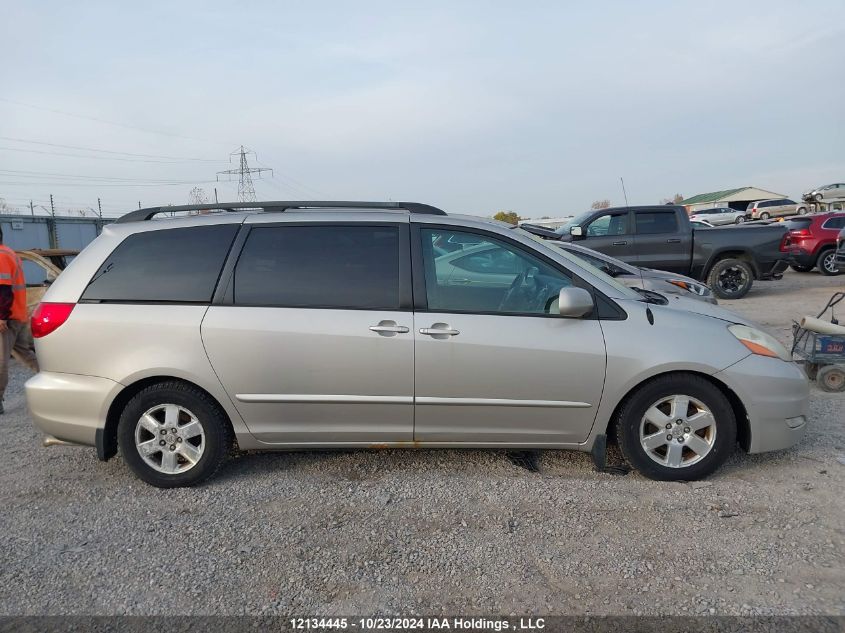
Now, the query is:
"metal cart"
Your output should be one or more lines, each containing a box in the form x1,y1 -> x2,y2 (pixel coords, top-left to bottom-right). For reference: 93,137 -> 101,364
792,292 -> 845,392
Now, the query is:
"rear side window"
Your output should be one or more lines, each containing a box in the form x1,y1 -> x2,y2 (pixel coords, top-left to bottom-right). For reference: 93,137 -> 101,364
823,217 -> 845,230
82,225 -> 239,302
635,212 -> 678,234
233,225 -> 400,309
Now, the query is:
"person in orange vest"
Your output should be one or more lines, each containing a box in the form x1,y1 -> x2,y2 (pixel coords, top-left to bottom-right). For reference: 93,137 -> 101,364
0,227 -> 39,413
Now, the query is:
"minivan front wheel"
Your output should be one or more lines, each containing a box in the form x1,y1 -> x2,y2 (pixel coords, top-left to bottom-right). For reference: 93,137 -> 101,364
616,374 -> 736,481
118,381 -> 230,488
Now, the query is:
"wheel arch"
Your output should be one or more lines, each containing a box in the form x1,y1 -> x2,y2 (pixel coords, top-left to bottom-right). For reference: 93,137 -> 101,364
702,249 -> 759,280
601,369 -> 751,452
98,376 -> 236,461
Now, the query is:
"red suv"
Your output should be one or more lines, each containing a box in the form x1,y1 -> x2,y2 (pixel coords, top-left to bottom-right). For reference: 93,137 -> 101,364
783,212 -> 845,276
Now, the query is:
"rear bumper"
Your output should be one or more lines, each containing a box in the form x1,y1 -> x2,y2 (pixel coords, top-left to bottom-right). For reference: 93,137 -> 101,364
788,250 -> 817,268
25,372 -> 120,447
757,258 -> 789,280
714,355 -> 810,454
835,251 -> 845,269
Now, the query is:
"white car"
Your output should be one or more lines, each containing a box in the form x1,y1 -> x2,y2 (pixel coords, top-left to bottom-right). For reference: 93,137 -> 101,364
689,207 -> 746,226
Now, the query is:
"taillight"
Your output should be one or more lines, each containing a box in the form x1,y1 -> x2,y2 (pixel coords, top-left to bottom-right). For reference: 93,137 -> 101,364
31,302 -> 75,338
790,229 -> 811,237
779,234 -> 790,252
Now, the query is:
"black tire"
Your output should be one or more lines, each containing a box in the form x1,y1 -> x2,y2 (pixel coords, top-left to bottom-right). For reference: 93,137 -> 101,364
760,212 -> 770,220
707,258 -> 754,300
797,207 -> 808,215
735,216 -> 745,224
790,264 -> 814,273
815,194 -> 823,202
118,381 -> 231,488
615,373 -> 737,481
817,249 -> 840,276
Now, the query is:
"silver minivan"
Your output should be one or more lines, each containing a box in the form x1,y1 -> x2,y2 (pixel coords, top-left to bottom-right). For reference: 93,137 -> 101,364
26,201 -> 809,487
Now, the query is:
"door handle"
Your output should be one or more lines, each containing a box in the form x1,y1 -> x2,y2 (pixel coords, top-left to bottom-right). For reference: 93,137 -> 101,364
451,278 -> 472,284
666,238 -> 681,243
612,240 -> 628,246
419,325 -> 460,336
369,323 -> 409,334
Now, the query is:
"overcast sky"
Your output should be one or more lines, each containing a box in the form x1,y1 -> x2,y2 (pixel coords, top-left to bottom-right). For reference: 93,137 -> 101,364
1,0 -> 843,218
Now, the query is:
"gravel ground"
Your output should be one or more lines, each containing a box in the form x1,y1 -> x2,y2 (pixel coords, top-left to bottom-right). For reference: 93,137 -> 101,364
0,269 -> 843,616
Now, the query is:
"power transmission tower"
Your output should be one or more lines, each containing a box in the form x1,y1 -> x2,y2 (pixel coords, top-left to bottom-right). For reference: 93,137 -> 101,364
216,146 -> 272,202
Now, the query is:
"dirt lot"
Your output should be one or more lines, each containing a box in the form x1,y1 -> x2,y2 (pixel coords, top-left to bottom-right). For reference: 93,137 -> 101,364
0,270 -> 842,616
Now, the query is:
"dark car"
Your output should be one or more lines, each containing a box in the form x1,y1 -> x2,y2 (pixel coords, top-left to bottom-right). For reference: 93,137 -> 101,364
835,227 -> 845,272
782,213 -> 845,276
542,206 -> 789,300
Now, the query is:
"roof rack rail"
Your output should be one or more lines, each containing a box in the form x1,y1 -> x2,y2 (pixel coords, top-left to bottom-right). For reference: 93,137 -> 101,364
115,200 -> 447,224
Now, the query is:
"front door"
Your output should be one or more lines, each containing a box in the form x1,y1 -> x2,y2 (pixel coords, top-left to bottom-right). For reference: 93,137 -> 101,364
202,222 -> 414,444
578,210 -> 635,263
413,226 -> 607,445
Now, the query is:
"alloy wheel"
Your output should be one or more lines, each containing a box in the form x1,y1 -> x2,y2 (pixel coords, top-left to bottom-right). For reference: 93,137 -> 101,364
134,404 -> 205,474
822,252 -> 838,274
717,265 -> 749,295
639,395 -> 717,468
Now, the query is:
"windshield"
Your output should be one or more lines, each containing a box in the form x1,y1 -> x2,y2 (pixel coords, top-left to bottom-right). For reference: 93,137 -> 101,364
512,228 -> 641,299
553,211 -> 594,235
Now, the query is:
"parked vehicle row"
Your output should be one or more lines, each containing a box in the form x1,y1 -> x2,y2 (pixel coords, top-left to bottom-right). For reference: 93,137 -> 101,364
783,213 -> 845,276
25,201 -> 809,487
546,205 -> 789,300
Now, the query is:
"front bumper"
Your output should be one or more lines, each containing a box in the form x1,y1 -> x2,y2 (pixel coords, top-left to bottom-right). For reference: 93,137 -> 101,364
715,355 -> 810,453
25,372 -> 121,447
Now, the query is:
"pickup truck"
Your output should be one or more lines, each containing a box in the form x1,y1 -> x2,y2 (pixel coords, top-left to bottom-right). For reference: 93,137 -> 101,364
537,205 -> 789,299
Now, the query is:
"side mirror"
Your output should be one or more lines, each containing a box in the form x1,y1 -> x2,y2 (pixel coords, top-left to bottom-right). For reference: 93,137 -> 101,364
557,287 -> 594,317
570,225 -> 584,239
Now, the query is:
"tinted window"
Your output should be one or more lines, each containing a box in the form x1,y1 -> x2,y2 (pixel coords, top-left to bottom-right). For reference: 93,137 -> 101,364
422,228 -> 572,315
822,217 -> 845,230
586,213 -> 628,237
635,212 -> 678,235
233,225 -> 400,309
452,249 -> 520,274
82,225 -> 238,302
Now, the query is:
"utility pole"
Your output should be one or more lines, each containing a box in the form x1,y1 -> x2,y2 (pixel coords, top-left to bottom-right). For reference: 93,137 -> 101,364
217,146 -> 272,202
49,194 -> 55,217
138,201 -> 141,209
29,200 -> 34,217
214,187 -> 218,203
97,198 -> 103,218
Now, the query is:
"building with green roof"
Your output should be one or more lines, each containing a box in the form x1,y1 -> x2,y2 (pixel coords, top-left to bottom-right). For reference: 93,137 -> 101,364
681,187 -> 787,213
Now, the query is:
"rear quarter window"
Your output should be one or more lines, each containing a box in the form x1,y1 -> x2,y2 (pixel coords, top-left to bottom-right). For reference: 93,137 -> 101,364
81,225 -> 239,302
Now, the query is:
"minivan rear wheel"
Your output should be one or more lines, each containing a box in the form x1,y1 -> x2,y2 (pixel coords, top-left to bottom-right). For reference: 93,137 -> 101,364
615,374 -> 736,481
118,381 -> 230,488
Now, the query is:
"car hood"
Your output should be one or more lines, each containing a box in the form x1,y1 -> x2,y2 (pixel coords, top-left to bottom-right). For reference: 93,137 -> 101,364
657,293 -> 755,325
638,268 -> 698,284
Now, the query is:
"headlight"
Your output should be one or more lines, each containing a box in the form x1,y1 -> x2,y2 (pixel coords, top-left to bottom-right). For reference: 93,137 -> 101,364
728,324 -> 792,361
667,279 -> 711,296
